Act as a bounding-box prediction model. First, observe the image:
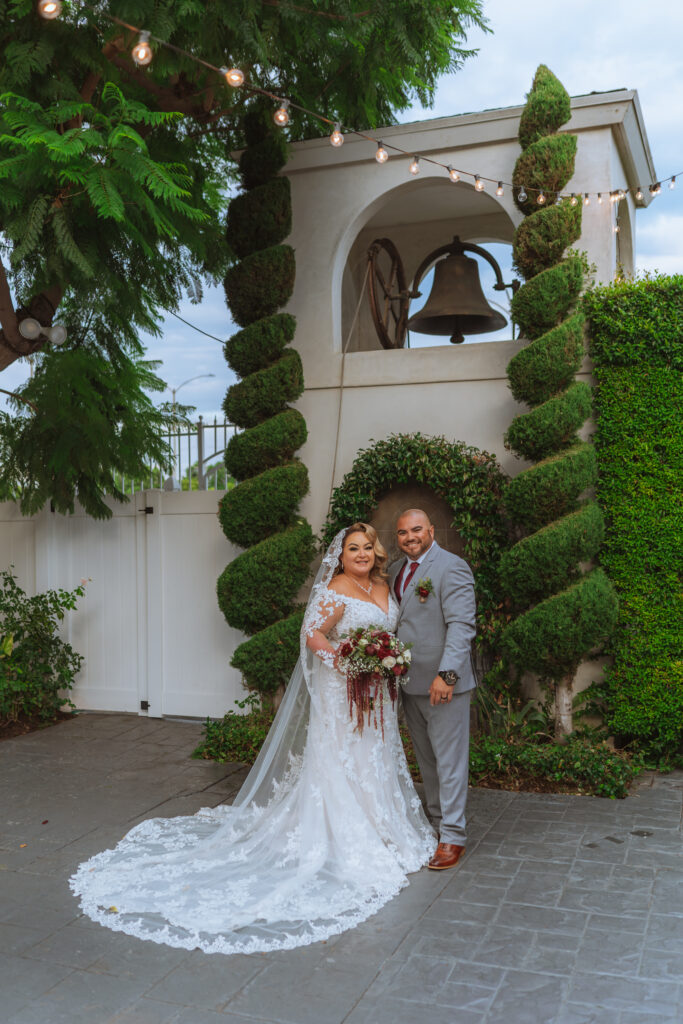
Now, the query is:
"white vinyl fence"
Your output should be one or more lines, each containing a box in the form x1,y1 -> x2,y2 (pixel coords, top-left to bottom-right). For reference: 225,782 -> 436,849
0,489 -> 246,719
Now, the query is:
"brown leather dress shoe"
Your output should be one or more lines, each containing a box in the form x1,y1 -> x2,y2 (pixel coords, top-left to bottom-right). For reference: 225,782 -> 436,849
428,843 -> 465,870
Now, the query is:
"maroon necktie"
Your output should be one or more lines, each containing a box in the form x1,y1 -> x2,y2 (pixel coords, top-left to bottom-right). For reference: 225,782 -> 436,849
395,560 -> 419,601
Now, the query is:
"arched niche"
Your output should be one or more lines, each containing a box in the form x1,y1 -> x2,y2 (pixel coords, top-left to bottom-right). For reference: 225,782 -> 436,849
369,482 -> 465,564
341,176 -> 516,353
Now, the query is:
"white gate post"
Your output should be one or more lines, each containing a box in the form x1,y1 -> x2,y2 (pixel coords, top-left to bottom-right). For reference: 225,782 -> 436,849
137,489 -> 164,717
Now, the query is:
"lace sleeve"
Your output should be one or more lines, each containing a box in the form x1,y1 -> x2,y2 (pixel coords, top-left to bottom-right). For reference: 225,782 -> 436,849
301,587 -> 346,668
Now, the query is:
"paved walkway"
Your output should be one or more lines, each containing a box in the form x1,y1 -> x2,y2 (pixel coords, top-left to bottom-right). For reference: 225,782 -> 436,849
0,714 -> 682,1024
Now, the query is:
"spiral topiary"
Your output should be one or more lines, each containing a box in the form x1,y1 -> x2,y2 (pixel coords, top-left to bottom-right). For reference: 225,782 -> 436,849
217,106 -> 314,700
501,65 -> 618,738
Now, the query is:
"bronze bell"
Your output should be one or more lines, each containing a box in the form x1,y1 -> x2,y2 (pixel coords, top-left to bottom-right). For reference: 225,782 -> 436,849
407,238 -> 507,344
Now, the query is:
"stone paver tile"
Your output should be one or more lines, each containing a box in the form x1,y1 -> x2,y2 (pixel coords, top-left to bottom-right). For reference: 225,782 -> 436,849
552,1007 -> 602,1024
586,912 -> 648,934
503,871 -> 565,908
638,947 -> 683,981
0,952 -> 74,1019
494,903 -> 587,935
568,971 -> 680,1015
226,961 -> 371,1024
0,922 -> 60,956
344,996 -> 484,1024
105,998 -> 186,1024
409,920 -> 488,960
558,887 -> 649,916
144,951 -> 266,1012
484,969 -> 568,1024
574,930 -> 644,977
6,968 -> 149,1024
644,913 -> 683,951
433,979 -> 494,1012
468,925 -> 532,970
420,898 -> 498,925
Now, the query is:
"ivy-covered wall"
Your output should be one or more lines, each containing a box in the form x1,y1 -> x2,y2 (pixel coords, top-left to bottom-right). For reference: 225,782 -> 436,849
217,108 -> 314,697
501,65 -> 618,736
584,276 -> 683,763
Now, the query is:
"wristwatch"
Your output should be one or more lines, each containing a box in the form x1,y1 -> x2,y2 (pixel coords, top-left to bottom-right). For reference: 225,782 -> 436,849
439,671 -> 459,686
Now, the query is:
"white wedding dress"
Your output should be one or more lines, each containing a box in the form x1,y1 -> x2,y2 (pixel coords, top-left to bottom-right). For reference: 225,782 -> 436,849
70,535 -> 434,955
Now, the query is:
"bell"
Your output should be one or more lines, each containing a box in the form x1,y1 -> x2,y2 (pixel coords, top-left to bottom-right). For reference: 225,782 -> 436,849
407,245 -> 507,344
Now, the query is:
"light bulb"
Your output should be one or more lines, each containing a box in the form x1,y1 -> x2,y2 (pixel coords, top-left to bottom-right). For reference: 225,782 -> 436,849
474,175 -> 484,192
38,0 -> 62,18
618,189 -> 626,200
670,176 -> 676,190
409,156 -> 420,176
496,181 -> 504,196
584,193 -> 590,206
221,67 -> 244,88
132,31 -> 153,66
598,193 -> 603,204
273,100 -> 290,127
537,191 -> 546,205
329,123 -> 343,147
635,186 -> 643,201
570,193 -> 578,206
47,323 -> 67,345
447,166 -> 460,183
517,186 -> 527,203
18,317 -> 41,340
650,182 -> 661,196
613,224 -> 620,233
375,142 -> 388,164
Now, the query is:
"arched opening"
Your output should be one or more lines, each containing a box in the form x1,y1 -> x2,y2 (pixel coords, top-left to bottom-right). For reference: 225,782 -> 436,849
369,482 -> 465,564
341,176 -> 517,353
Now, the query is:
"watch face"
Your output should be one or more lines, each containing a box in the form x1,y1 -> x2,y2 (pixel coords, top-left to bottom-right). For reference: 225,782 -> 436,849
441,671 -> 458,685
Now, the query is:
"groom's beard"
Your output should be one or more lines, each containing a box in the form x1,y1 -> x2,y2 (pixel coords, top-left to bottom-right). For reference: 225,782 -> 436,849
398,536 -> 433,560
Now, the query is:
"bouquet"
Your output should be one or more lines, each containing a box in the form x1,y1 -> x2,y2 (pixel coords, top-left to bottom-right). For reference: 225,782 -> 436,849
337,626 -> 412,736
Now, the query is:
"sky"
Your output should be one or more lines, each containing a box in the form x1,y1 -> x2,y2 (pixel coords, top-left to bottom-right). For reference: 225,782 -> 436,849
2,0 -> 682,417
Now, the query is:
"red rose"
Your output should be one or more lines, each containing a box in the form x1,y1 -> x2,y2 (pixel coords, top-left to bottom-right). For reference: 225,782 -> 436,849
365,644 -> 378,656
392,665 -> 404,675
340,642 -> 353,657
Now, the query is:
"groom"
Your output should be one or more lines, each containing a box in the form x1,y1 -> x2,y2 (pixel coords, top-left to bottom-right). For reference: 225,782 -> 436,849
390,509 -> 477,870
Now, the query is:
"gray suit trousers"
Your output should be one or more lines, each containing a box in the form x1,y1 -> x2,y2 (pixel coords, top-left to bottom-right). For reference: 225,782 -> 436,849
402,689 -> 470,845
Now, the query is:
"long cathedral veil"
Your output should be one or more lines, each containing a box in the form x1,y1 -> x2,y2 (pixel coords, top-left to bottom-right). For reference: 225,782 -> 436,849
230,529 -> 345,809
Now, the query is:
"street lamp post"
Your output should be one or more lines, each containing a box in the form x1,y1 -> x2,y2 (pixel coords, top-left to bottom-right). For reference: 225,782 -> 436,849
166,373 -> 215,491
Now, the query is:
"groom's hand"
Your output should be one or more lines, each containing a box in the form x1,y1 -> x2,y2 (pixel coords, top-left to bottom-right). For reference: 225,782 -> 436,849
429,675 -> 453,706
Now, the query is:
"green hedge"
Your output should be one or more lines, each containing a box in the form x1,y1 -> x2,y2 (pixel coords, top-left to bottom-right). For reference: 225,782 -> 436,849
224,313 -> 296,379
511,255 -> 585,339
218,460 -> 309,548
507,312 -> 584,406
224,408 -> 308,481
503,442 -> 597,531
226,178 -> 292,260
512,134 -> 578,215
222,348 -> 304,428
239,133 -> 289,190
513,201 -> 582,280
584,276 -> 683,761
500,501 -> 604,607
518,64 -> 572,150
501,568 -> 618,680
224,244 -> 296,327
230,610 -> 305,693
217,522 -> 315,635
505,380 -> 592,462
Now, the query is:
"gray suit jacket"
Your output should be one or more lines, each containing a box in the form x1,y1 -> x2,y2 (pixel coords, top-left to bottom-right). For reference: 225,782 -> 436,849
389,542 -> 477,696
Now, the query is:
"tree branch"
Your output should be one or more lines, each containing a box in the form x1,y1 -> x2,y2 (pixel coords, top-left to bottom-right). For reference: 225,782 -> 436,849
262,1 -> 370,18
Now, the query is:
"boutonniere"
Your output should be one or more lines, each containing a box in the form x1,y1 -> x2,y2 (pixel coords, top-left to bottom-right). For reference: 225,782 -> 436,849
416,578 -> 434,603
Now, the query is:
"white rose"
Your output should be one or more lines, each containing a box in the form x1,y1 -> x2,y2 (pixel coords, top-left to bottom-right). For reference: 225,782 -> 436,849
404,650 -> 412,663
358,638 -> 368,647
381,656 -> 397,669
396,655 -> 404,664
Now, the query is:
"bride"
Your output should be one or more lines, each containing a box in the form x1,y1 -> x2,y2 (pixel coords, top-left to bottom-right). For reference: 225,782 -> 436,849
70,523 -> 435,955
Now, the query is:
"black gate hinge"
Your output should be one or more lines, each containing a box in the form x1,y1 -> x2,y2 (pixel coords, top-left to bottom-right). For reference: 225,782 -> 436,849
140,700 -> 150,711
138,506 -> 154,514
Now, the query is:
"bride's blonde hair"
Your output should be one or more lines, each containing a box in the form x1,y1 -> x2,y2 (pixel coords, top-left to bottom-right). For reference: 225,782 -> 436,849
335,522 -> 388,583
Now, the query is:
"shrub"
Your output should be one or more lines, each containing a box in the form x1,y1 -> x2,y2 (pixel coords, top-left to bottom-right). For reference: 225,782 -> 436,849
192,694 -> 276,764
507,311 -> 585,406
224,313 -> 296,379
223,244 -> 296,327
500,502 -> 604,607
222,348 -> 304,428
513,201 -> 582,279
224,409 -> 308,481
518,64 -> 572,150
0,569 -> 84,726
511,255 -> 585,339
218,460 -> 309,548
512,134 -> 578,215
501,568 -> 618,680
226,177 -> 292,259
505,380 -> 592,461
503,442 -> 597,530
217,522 -> 315,634
230,610 -> 305,692
239,133 -> 289,190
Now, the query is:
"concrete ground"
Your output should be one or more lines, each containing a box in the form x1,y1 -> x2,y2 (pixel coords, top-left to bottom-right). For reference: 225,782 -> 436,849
0,714 -> 682,1024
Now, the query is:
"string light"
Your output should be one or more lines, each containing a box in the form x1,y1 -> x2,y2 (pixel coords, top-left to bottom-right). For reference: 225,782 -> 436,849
132,31 -> 153,66
650,182 -> 662,195
474,175 -> 484,191
496,181 -> 504,196
447,166 -> 460,183
670,176 -> 676,190
517,186 -> 527,202
597,193 -> 603,204
537,191 -> 546,205
273,100 -> 290,126
584,193 -> 590,205
329,123 -> 343,147
635,186 -> 643,200
618,188 -> 626,200
37,0 -> 62,17
570,193 -> 578,206
375,142 -> 388,164
221,67 -> 245,88
409,156 -> 420,176
613,224 -> 620,233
